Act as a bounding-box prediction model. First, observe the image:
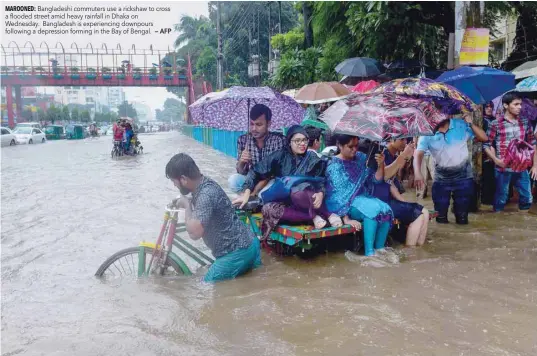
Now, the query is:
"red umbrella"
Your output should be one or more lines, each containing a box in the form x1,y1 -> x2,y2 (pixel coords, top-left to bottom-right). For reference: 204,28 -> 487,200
320,93 -> 448,141
351,80 -> 379,93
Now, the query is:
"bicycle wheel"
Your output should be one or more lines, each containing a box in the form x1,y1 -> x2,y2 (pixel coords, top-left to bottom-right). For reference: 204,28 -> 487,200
95,246 -> 185,278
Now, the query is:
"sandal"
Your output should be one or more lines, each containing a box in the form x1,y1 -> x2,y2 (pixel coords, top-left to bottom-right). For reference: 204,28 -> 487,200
313,215 -> 327,229
328,214 -> 343,228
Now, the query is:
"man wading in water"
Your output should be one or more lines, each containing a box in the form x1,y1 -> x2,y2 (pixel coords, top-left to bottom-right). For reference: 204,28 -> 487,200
166,153 -> 262,282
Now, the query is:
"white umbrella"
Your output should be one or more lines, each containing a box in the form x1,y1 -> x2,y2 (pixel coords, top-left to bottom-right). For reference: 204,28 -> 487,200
191,89 -> 229,106
511,60 -> 537,79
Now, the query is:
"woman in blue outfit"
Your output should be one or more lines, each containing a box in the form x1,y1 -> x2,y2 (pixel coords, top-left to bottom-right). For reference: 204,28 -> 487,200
325,134 -> 393,256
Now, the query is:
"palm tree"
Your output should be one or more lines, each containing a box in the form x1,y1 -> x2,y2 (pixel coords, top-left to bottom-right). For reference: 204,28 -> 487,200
174,15 -> 207,48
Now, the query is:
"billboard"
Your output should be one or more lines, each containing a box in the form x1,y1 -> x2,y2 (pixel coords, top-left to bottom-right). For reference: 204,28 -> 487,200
459,28 -> 490,66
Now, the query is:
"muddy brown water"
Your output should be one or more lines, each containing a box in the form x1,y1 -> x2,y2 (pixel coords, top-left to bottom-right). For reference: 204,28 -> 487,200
2,132 -> 537,355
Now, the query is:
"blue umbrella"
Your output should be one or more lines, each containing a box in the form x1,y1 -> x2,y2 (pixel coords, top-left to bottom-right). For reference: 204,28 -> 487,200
437,66 -> 515,105
516,76 -> 537,92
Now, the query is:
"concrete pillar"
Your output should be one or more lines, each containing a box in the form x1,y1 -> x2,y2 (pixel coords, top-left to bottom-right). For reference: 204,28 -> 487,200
6,85 -> 14,128
14,85 -> 22,123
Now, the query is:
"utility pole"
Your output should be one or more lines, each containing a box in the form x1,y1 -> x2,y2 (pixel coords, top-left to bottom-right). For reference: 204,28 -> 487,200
216,2 -> 223,91
278,1 -> 282,34
268,3 -> 272,65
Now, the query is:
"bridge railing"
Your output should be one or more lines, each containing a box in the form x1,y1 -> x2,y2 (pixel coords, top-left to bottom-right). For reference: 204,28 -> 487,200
0,65 -> 189,77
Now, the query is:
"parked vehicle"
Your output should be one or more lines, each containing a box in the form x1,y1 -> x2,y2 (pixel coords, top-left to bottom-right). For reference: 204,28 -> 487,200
44,125 -> 66,140
14,122 -> 42,130
1,127 -> 17,146
65,124 -> 85,140
13,127 -> 46,144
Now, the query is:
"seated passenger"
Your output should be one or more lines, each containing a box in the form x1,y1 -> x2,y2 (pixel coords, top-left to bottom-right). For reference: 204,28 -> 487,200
325,134 -> 393,256
228,104 -> 285,194
113,120 -> 124,144
124,122 -> 134,153
382,139 -> 429,246
233,125 -> 343,237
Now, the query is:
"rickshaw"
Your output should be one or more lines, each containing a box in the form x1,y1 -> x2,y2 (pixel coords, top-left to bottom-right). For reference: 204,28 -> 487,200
44,125 -> 65,140
65,124 -> 85,140
95,195 -> 437,279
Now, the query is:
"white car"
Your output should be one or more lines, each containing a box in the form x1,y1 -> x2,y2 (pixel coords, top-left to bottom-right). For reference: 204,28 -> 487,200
1,127 -> 17,146
13,127 -> 47,144
14,122 -> 42,130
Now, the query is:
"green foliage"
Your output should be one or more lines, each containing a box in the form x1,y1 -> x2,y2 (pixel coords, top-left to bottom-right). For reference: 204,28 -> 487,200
271,29 -> 304,52
117,101 -> 138,119
80,110 -> 91,123
155,98 -> 186,122
94,112 -> 119,123
71,107 -> 79,122
196,47 -> 217,84
269,47 -> 322,90
46,104 -> 59,123
170,2 -> 300,97
318,38 -> 353,81
62,105 -> 70,121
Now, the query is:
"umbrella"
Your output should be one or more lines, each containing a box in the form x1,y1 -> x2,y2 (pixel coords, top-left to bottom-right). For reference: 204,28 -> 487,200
351,80 -> 379,93
189,86 -> 305,131
437,66 -> 515,105
386,59 -> 427,70
370,77 -> 475,114
294,82 -> 351,104
335,57 -> 384,77
301,106 -> 329,130
511,60 -> 537,79
281,89 -> 298,98
191,89 -> 229,106
319,93 -> 448,141
516,76 -> 537,92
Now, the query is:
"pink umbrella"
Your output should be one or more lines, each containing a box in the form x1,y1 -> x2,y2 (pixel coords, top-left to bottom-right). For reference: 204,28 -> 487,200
351,80 -> 379,93
320,93 -> 448,141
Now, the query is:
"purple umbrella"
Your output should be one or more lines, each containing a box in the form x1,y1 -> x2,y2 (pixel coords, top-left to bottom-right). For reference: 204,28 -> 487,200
189,86 -> 305,131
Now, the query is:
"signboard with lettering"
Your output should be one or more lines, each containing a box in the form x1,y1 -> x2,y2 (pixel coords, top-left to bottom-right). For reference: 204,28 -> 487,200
460,28 -> 490,66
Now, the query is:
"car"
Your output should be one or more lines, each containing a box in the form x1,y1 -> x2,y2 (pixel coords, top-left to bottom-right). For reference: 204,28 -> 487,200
12,127 -> 47,144
14,122 -> 42,130
1,127 -> 17,146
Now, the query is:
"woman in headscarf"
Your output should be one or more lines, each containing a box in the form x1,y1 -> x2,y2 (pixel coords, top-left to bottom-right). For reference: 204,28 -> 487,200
325,134 -> 393,256
233,125 -> 343,238
482,101 -> 496,205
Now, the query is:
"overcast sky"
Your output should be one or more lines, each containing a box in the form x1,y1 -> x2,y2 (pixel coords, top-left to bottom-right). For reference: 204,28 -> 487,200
2,1 -> 210,113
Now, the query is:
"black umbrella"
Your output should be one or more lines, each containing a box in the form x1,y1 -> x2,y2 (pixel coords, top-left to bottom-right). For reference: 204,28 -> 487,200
335,57 -> 384,77
386,59 -> 427,70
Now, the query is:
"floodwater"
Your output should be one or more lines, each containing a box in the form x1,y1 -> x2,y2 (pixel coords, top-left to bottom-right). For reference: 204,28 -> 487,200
2,131 -> 537,356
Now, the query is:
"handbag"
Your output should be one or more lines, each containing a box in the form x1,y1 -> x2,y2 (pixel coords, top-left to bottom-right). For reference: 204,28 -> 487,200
260,176 -> 325,203
504,139 -> 535,172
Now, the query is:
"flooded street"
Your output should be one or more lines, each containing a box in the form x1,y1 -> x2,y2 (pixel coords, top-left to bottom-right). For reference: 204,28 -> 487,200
2,132 -> 537,356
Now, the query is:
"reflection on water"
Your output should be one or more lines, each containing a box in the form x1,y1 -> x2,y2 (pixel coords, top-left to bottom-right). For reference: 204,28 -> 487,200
2,132 -> 537,355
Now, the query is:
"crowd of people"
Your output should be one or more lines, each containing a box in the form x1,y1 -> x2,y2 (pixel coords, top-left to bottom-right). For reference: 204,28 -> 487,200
166,91 -> 537,283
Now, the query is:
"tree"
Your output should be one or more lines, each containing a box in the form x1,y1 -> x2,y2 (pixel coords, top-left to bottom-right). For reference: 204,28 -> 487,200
62,105 -> 70,122
502,2 -> 537,71
80,109 -> 91,123
156,98 -> 186,123
21,108 -> 33,121
302,2 -> 314,48
170,2 -> 299,95
117,101 -> 138,119
71,107 -> 79,122
46,104 -> 62,124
